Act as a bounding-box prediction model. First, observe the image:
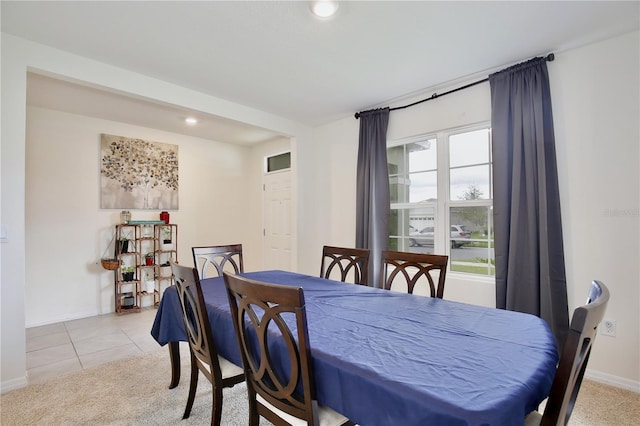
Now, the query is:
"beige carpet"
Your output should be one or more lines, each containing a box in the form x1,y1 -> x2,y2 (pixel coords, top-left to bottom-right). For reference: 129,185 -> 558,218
1,347 -> 639,425
1,347 -> 259,426
559,378 -> 640,426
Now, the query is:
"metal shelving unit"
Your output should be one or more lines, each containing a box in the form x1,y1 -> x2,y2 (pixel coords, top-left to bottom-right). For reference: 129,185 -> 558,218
113,223 -> 178,312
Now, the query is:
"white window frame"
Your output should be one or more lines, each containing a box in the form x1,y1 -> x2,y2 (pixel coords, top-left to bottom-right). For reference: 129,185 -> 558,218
388,122 -> 494,278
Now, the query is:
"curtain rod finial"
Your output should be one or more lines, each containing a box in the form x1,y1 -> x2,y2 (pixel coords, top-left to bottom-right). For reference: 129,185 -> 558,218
546,53 -> 555,62
355,112 -> 361,119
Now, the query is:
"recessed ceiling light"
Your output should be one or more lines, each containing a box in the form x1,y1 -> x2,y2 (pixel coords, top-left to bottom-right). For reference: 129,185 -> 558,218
185,117 -> 198,125
310,1 -> 339,19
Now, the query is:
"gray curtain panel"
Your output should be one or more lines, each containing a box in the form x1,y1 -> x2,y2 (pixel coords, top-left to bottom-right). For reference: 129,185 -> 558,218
489,57 -> 569,352
356,108 -> 390,287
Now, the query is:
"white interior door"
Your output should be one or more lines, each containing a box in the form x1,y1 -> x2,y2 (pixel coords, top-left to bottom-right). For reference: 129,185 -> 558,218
263,170 -> 292,271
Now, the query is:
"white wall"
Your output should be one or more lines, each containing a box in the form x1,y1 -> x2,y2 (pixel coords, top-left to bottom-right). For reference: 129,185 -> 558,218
1,34 -> 29,393
301,31 -> 640,390
549,31 -> 639,389
297,119 -> 361,276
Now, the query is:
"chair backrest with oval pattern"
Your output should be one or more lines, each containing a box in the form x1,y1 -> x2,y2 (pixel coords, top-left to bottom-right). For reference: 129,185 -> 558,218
192,244 -> 244,279
381,250 -> 448,298
320,245 -> 370,285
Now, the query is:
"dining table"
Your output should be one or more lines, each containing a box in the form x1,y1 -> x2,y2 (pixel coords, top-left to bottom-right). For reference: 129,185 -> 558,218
151,270 -> 558,426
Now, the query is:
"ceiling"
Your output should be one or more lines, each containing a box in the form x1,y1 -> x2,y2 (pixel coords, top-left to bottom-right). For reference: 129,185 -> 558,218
3,1 -> 639,144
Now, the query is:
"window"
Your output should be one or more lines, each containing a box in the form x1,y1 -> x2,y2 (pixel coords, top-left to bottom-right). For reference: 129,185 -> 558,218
388,125 -> 495,277
266,152 -> 291,173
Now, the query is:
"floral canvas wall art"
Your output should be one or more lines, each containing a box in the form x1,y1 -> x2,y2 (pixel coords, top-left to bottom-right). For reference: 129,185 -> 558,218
100,134 -> 179,209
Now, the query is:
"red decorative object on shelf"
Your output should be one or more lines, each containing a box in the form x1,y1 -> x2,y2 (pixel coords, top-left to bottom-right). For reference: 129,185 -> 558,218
160,211 -> 169,224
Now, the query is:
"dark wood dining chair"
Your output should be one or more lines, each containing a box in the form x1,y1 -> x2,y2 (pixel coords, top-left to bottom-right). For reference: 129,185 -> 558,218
525,280 -> 610,426
320,245 -> 370,285
170,261 -> 245,425
192,244 -> 244,279
223,272 -> 354,426
381,250 -> 448,298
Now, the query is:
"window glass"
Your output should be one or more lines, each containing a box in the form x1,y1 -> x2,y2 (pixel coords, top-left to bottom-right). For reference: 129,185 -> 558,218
450,165 -> 491,201
266,152 -> 291,172
408,139 -> 437,172
388,146 -> 404,203
449,206 -> 494,276
450,129 -> 490,167
389,206 -> 435,254
450,129 -> 492,200
409,171 -> 437,202
388,139 -> 437,203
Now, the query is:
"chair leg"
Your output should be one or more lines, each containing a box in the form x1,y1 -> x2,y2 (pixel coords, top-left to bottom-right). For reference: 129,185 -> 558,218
210,385 -> 223,426
168,341 -> 181,389
248,391 -> 259,426
183,357 -> 199,419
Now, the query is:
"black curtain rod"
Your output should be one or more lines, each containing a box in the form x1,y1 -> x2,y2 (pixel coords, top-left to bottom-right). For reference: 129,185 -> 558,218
354,53 -> 554,119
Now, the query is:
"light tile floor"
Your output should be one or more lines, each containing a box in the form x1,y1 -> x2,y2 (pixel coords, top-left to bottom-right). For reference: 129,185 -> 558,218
26,307 -> 163,384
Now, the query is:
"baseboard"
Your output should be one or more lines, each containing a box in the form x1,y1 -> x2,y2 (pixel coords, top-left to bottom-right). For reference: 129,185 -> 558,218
25,309 -> 100,328
27,303 -> 155,328
586,369 -> 640,393
1,375 -> 28,394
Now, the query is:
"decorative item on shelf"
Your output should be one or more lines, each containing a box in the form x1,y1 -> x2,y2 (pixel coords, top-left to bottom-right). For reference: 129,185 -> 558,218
101,258 -> 121,271
160,211 -> 169,224
122,293 -> 135,309
161,226 -> 172,244
100,230 -> 122,270
159,261 -> 172,277
119,232 -> 132,253
142,224 -> 153,238
145,252 -> 154,266
120,210 -> 131,224
121,266 -> 135,282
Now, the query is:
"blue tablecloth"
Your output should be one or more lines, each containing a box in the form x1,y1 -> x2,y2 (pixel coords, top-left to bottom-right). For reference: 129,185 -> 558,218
151,270 -> 558,426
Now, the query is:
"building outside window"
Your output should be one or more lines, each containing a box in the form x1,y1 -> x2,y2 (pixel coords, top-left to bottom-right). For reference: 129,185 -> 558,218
388,125 -> 495,276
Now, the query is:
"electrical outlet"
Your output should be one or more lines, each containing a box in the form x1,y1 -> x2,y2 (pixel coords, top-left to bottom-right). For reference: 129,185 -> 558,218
601,319 -> 616,337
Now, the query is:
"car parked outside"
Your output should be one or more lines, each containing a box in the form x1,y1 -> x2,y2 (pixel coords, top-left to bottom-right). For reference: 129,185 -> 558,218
409,225 -> 471,248
450,225 -> 471,248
